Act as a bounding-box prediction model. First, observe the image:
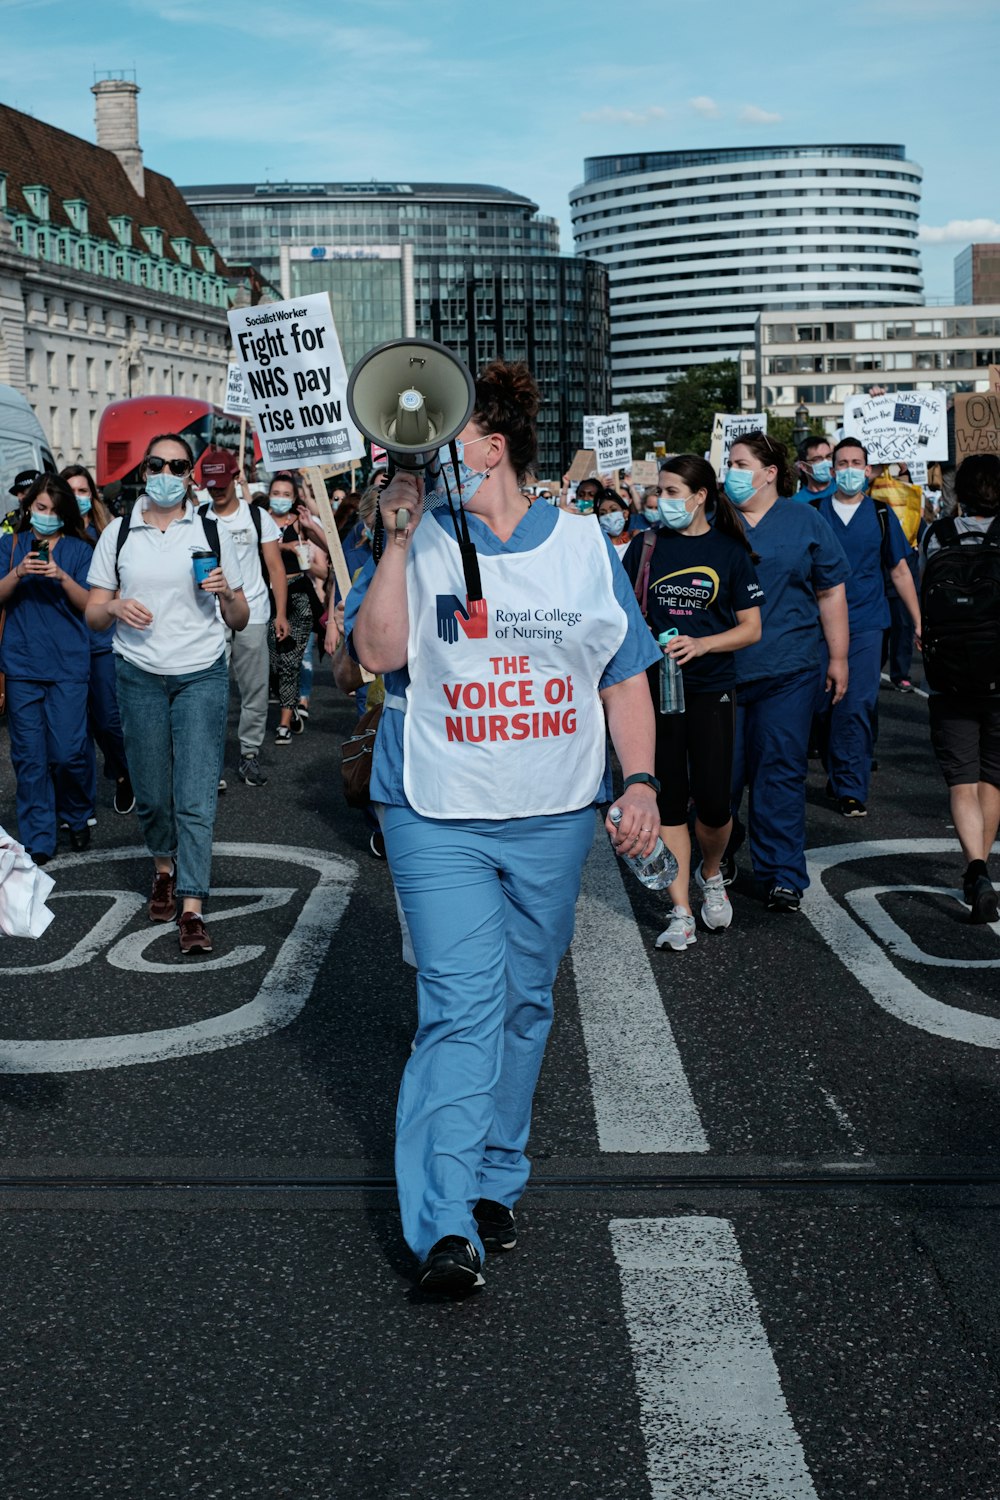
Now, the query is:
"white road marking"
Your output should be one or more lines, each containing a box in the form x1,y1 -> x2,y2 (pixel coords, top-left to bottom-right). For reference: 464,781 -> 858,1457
804,839 -> 1000,1048
571,818 -> 709,1153
846,885 -> 1000,966
0,844 -> 356,1073
611,1217 -> 818,1499
0,891 -> 146,976
817,1088 -> 866,1155
105,888 -> 294,974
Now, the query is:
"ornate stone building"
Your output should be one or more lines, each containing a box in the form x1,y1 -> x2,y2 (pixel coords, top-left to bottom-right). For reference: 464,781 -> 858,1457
0,77 -> 233,467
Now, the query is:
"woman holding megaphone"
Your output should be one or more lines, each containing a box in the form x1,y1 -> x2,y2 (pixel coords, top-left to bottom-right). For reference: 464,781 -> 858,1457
347,358 -> 661,1297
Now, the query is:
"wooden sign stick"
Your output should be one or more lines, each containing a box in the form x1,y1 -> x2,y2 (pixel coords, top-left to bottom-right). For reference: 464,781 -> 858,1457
306,466 -> 373,682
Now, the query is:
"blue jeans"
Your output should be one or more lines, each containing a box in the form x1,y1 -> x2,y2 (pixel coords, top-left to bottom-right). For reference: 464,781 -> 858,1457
383,803 -> 594,1262
5,677 -> 91,854
115,655 -> 229,899
732,669 -> 818,896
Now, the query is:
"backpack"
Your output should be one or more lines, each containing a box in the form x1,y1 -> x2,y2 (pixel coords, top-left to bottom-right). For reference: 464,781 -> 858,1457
199,500 -> 277,619
920,516 -> 1000,695
115,506 -> 220,584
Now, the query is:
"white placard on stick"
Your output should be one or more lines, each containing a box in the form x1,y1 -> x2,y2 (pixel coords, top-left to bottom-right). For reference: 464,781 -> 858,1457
840,390 -> 947,463
227,293 -> 364,471
583,414 -> 632,470
223,362 -> 252,418
712,413 -> 768,476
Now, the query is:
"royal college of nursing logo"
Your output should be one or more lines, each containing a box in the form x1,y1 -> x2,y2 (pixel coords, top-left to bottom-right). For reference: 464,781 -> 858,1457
436,594 -> 489,645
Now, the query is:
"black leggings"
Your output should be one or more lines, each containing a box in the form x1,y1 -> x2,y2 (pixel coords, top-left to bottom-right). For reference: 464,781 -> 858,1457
268,589 -> 314,709
650,679 -> 736,828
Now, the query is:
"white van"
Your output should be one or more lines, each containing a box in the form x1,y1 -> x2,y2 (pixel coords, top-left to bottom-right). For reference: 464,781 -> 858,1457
0,384 -> 56,512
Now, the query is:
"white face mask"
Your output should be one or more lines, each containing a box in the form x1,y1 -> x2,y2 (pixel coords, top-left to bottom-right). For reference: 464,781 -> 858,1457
600,511 -> 626,537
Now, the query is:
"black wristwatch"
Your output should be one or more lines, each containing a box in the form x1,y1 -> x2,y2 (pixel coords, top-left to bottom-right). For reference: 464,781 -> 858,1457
623,772 -> 661,794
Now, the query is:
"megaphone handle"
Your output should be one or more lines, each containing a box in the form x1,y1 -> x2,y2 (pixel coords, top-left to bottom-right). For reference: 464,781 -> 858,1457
395,507 -> 410,533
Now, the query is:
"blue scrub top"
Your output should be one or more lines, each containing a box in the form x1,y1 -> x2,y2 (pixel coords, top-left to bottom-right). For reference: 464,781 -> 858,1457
735,498 -> 850,685
794,479 -> 837,503
0,532 -> 94,683
85,521 -> 116,653
815,494 -> 908,633
345,501 -> 661,808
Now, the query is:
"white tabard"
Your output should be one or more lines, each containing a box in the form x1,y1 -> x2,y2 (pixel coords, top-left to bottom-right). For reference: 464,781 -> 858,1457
402,511 -> 627,819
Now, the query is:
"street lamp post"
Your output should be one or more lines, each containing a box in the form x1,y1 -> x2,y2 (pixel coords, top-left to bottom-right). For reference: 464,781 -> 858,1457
793,400 -> 810,453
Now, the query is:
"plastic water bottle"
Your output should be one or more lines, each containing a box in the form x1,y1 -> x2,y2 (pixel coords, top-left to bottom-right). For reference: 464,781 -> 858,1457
608,806 -> 678,890
658,629 -> 685,715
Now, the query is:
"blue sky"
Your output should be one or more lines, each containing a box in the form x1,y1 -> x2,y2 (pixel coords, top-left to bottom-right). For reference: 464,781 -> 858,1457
1,0 -> 997,300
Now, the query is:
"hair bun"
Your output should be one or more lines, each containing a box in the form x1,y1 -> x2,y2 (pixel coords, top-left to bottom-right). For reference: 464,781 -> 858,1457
475,361 -> 541,421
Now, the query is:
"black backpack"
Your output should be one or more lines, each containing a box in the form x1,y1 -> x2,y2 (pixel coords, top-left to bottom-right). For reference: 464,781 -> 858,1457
920,516 -> 1000,695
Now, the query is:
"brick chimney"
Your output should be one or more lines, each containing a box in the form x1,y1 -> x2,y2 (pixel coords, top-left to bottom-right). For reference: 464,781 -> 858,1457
92,77 -> 144,197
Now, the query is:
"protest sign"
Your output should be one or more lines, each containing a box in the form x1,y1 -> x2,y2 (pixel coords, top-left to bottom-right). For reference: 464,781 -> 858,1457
583,415 -> 632,471
227,293 -> 365,471
990,365 -> 1000,394
909,459 -> 929,485
223,362 -> 252,418
953,391 -> 1000,460
629,460 -> 660,486
840,390 -> 947,463
370,443 -> 388,469
567,449 -> 598,483
711,413 -> 768,476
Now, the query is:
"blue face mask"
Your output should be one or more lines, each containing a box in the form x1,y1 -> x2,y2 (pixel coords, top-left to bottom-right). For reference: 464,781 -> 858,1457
145,472 -> 188,509
810,459 -> 833,485
269,496 -> 294,515
657,497 -> 694,531
75,494 -> 93,516
362,523 -> 374,542
600,511 -> 626,537
426,437 -> 493,507
30,510 -> 63,536
836,467 -> 867,497
723,468 -> 757,507
642,505 -> 660,524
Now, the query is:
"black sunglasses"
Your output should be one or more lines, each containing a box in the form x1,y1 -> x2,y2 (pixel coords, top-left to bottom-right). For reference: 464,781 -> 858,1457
145,456 -> 192,476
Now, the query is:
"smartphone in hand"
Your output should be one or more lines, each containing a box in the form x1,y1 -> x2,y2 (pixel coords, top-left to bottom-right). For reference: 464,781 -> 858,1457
36,540 -> 49,563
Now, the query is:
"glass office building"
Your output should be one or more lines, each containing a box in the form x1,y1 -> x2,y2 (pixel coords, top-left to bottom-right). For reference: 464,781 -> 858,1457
182,180 -> 610,476
570,144 -> 924,403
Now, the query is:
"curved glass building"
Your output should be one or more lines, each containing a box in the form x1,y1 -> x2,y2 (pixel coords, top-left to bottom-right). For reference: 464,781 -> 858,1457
570,144 -> 924,402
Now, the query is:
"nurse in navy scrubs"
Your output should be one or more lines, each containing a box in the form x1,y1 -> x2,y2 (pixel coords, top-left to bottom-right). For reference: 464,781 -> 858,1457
0,475 -> 95,864
347,361 -> 661,1297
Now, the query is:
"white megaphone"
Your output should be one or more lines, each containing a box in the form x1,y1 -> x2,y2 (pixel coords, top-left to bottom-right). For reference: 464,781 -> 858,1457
347,338 -> 476,532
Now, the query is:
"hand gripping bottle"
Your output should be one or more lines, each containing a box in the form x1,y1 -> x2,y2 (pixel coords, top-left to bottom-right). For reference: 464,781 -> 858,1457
608,806 -> 678,890
658,629 -> 685,715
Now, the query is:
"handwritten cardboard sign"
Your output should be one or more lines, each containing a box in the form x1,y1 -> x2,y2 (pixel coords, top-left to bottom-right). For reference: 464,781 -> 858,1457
841,390 -> 948,464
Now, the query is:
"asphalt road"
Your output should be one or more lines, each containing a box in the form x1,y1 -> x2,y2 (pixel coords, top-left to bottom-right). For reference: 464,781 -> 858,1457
1,667 -> 998,1499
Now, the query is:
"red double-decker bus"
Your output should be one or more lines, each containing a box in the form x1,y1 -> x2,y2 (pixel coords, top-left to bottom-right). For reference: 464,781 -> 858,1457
96,396 -> 260,503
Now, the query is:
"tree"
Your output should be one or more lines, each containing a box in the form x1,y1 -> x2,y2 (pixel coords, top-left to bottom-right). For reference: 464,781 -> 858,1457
765,410 -> 829,481
616,361 -> 740,459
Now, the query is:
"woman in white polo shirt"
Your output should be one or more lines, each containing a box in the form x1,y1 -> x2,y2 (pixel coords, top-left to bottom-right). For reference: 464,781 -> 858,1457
86,433 -> 249,954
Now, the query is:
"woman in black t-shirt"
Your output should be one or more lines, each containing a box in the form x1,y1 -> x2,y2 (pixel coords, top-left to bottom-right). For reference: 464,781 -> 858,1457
623,456 -> 763,951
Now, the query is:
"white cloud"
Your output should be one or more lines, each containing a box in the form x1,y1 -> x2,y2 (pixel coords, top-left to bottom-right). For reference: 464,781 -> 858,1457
919,218 -> 1000,245
688,96 -> 720,119
740,105 -> 783,124
579,105 -> 667,127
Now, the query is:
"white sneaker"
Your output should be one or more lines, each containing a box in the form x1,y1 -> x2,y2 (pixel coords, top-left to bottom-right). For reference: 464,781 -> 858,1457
656,906 -> 697,951
695,863 -> 733,931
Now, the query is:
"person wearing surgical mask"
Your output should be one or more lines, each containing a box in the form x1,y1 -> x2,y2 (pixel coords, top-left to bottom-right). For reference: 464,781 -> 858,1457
61,464 -> 133,819
794,435 -> 837,503
347,359 -> 661,1297
812,438 -> 920,818
722,432 -> 850,914
596,493 -> 634,556
622,456 -> 763,950
86,433 -> 249,954
0,475 -> 97,864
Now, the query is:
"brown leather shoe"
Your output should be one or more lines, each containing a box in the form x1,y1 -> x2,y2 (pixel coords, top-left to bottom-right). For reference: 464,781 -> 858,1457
178,912 -> 212,954
149,866 -> 177,922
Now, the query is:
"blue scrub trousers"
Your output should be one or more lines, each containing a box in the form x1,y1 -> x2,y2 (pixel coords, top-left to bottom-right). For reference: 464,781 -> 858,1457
817,627 -> 883,802
382,802 -> 595,1262
731,669 -> 817,896
85,649 -> 129,802
5,677 -> 91,855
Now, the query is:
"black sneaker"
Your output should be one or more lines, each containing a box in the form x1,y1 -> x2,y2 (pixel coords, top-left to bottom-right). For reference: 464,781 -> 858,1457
766,885 -> 801,914
417,1237 -> 485,1297
238,753 -> 268,787
114,774 -> 135,815
69,825 -> 91,852
720,853 -> 738,887
839,797 -> 867,817
473,1199 -> 517,1252
967,873 -> 999,925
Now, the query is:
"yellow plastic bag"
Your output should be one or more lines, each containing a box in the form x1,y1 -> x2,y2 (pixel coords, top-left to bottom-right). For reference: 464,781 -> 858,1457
871,472 -> 922,547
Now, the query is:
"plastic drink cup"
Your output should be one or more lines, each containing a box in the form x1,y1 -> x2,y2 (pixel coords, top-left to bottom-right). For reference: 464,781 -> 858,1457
295,542 -> 311,569
191,551 -> 217,586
